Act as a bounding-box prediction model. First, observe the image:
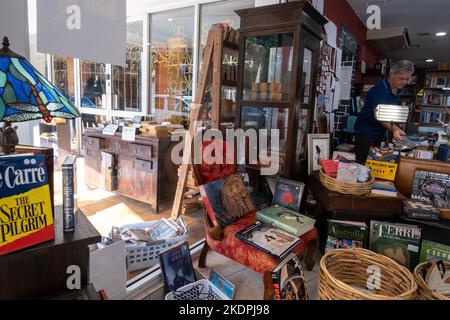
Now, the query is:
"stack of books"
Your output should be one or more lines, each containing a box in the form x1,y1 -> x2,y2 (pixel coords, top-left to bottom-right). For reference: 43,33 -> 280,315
371,179 -> 398,197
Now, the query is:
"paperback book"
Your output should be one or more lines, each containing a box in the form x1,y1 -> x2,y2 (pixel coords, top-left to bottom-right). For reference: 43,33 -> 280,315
411,170 -> 450,210
271,178 -> 305,212
235,221 -> 301,260
403,200 -> 440,221
256,205 -> 315,237
371,179 -> 398,197
271,252 -> 308,300
369,221 -> 421,270
159,242 -> 196,294
0,154 -> 54,255
419,240 -> 450,263
325,220 -> 368,252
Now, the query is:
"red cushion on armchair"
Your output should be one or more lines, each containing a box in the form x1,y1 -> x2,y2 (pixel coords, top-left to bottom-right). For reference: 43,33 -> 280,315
205,211 -> 318,273
199,140 -> 237,183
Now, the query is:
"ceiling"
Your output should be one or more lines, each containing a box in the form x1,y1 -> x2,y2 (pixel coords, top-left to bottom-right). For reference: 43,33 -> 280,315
348,0 -> 450,68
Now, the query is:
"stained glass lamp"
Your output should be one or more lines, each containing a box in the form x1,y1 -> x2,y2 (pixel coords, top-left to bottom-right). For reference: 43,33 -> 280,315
0,36 -> 80,154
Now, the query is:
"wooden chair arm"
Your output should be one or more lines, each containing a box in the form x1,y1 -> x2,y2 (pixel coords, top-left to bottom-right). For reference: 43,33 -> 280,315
203,209 -> 224,241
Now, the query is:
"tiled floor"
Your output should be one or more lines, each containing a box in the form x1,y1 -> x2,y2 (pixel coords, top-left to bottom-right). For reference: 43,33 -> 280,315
53,157 -> 321,300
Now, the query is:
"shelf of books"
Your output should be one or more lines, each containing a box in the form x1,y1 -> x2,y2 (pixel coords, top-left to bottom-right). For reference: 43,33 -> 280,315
419,70 -> 450,132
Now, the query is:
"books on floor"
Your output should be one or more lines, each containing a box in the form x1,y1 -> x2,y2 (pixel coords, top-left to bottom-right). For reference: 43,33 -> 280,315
371,179 -> 398,197
235,221 -> 302,260
325,220 -> 368,252
271,252 -> 308,300
369,220 -> 421,270
256,205 -> 316,237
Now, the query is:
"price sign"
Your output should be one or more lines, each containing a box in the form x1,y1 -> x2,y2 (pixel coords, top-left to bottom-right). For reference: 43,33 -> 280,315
103,124 -> 119,136
122,126 -> 136,142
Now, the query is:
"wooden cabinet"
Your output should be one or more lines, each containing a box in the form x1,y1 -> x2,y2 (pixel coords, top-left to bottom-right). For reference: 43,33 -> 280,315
83,129 -> 178,212
235,1 -> 327,180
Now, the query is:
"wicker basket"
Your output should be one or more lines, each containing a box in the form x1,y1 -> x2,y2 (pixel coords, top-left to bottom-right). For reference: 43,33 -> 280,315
413,261 -> 450,300
319,248 -> 417,300
319,170 -> 374,196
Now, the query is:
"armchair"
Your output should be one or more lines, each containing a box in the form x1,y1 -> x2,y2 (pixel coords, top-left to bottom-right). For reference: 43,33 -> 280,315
193,138 -> 319,300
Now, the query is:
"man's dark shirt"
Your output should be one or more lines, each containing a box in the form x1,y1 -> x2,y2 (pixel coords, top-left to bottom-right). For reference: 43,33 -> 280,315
355,78 -> 401,139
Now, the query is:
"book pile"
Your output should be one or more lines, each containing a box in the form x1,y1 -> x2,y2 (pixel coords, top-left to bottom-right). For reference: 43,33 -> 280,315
371,179 -> 398,197
421,260 -> 450,298
403,200 -> 440,221
182,190 -> 203,215
139,122 -> 170,137
109,218 -> 186,244
235,178 -> 315,260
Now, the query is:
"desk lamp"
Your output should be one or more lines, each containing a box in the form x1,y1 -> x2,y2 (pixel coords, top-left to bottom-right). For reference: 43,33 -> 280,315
374,104 -> 412,149
0,37 -> 80,155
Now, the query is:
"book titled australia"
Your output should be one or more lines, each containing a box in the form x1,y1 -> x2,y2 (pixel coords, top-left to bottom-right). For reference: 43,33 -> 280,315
325,220 -> 368,252
256,205 -> 315,237
235,221 -> 301,260
0,154 -> 54,255
369,221 -> 421,270
272,178 -> 305,212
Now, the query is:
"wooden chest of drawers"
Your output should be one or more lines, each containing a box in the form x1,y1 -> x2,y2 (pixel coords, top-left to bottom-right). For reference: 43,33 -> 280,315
83,129 -> 178,213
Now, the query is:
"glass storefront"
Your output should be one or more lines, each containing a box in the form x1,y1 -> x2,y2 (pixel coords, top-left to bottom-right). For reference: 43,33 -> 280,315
112,21 -> 144,112
150,7 -> 195,123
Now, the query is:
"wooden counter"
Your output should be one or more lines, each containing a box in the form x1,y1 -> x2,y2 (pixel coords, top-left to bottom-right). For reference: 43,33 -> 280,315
83,128 -> 179,213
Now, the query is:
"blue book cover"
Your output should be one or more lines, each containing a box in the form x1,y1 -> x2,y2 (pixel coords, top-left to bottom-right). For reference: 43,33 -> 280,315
373,179 -> 397,192
272,178 -> 305,212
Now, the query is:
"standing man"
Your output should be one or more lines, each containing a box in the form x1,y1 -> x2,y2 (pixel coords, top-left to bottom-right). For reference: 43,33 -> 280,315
354,60 -> 414,164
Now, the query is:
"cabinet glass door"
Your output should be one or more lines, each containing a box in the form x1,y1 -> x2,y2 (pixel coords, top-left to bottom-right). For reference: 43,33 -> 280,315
243,33 -> 294,103
241,106 -> 288,174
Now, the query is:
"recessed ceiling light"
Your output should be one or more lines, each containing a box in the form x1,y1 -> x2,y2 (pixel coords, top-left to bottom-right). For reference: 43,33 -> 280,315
426,59 -> 434,62
168,18 -> 173,22
436,32 -> 447,37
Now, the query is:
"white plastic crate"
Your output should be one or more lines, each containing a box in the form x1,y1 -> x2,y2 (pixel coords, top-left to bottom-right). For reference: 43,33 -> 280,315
120,219 -> 189,272
165,279 -> 229,300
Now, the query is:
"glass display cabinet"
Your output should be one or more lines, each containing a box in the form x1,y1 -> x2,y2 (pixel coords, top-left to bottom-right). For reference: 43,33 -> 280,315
235,1 -> 327,179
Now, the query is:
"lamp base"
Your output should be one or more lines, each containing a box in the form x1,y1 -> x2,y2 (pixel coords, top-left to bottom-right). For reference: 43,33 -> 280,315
0,122 -> 19,155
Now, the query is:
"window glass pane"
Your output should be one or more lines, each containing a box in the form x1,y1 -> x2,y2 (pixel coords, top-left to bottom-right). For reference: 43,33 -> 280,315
199,0 -> 254,60
81,61 -> 107,110
244,34 -> 293,102
112,21 -> 143,112
301,48 -> 313,104
150,7 -> 194,123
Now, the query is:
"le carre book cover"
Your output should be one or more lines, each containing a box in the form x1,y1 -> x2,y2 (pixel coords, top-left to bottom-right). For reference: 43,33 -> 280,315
0,154 -> 54,255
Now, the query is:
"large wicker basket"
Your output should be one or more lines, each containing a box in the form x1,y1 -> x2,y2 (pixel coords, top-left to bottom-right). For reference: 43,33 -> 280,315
319,170 -> 374,196
413,261 -> 450,300
319,248 -> 417,300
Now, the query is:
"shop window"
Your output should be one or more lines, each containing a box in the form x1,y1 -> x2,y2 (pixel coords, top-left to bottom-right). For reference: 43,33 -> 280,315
112,21 -> 143,112
150,7 -> 194,123
80,60 -> 107,110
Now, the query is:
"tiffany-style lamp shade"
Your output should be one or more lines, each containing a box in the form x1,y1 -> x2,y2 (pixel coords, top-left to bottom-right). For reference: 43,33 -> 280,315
0,36 -> 80,154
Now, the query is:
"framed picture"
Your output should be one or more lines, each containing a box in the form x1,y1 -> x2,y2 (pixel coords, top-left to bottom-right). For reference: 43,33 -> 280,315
307,134 -> 330,175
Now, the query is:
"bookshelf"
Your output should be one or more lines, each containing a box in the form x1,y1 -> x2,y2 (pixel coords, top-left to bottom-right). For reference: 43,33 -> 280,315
418,70 -> 450,132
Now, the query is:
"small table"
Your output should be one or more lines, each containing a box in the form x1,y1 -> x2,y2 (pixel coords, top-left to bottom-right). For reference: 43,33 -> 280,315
308,172 -> 405,252
0,207 -> 101,300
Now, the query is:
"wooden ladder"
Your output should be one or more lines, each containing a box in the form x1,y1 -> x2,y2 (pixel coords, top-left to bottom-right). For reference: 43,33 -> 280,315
171,24 -> 227,219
